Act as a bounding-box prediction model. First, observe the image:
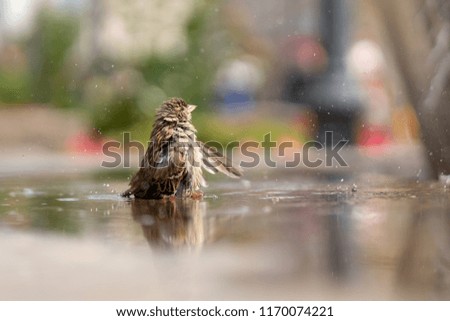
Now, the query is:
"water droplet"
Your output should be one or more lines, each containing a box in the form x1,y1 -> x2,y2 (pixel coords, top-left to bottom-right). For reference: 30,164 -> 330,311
57,198 -> 79,202
23,188 -> 35,197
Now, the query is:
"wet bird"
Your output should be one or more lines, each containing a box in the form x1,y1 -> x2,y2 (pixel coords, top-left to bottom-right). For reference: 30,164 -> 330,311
122,98 -> 242,199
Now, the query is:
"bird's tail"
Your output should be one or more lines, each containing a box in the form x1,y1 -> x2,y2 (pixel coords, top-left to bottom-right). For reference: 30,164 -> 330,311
200,142 -> 242,178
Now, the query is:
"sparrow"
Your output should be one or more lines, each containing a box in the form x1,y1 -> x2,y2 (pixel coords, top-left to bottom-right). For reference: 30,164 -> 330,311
122,97 -> 242,199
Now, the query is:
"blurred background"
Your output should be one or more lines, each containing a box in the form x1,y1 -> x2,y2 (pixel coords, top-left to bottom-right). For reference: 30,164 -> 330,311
1,0 -> 448,177
0,0 -> 450,301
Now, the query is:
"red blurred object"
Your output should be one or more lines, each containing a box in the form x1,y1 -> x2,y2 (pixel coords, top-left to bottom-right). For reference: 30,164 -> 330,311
66,132 -> 105,154
358,125 -> 392,153
284,36 -> 328,73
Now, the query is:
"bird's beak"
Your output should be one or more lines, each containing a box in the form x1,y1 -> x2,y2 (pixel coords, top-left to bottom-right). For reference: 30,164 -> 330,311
188,104 -> 197,112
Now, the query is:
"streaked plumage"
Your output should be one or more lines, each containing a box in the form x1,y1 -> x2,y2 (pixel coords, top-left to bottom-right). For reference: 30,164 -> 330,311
122,98 -> 242,199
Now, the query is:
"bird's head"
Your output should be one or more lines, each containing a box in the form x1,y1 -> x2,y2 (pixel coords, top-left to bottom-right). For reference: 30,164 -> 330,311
156,97 -> 196,123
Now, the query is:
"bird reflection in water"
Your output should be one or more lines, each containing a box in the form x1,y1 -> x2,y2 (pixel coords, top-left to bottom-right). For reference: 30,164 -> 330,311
130,199 -> 206,249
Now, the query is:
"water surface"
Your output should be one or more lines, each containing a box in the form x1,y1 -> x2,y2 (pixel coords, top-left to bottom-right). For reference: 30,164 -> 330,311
1,172 -> 449,300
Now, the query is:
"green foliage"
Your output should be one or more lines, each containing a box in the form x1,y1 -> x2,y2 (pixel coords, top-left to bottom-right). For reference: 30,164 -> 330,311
0,69 -> 31,103
28,10 -> 80,107
0,1 -> 243,141
138,1 -> 221,109
194,112 -> 302,145
0,10 -> 79,106
91,96 -> 141,135
89,1 -> 228,135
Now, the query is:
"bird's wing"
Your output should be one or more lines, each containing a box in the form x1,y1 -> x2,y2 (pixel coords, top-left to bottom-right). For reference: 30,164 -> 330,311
199,141 -> 242,178
122,126 -> 187,199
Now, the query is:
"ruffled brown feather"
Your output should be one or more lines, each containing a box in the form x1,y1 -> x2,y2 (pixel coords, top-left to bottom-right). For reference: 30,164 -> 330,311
122,98 -> 241,199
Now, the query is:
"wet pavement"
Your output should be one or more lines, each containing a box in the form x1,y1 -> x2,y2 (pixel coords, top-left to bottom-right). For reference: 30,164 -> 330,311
0,171 -> 449,300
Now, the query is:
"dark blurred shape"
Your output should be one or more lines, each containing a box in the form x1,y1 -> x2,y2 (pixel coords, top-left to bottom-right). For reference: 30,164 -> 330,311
377,0 -> 450,177
283,0 -> 362,145
326,204 -> 352,281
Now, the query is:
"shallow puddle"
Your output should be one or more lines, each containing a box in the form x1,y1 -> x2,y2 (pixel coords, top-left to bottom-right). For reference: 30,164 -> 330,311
0,173 -> 449,300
